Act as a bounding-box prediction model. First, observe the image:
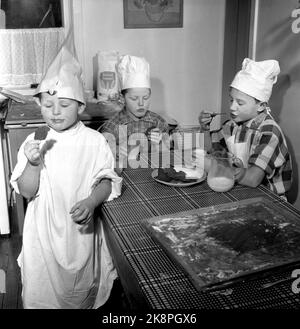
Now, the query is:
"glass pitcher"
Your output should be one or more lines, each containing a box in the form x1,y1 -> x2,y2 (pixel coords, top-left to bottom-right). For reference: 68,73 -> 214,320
207,151 -> 236,192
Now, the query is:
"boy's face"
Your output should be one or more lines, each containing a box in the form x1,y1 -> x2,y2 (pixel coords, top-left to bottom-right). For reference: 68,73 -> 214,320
124,88 -> 151,120
229,88 -> 263,124
39,93 -> 84,132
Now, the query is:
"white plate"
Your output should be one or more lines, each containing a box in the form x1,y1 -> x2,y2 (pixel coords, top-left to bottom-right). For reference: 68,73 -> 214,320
152,169 -> 206,187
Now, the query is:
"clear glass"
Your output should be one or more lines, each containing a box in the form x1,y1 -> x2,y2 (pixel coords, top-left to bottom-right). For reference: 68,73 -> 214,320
207,151 -> 235,192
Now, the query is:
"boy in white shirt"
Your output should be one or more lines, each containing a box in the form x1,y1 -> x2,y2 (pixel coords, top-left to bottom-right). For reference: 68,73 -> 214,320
10,32 -> 122,309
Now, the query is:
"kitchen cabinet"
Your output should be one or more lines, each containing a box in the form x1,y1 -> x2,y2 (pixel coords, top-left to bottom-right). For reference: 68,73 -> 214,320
1,99 -> 120,235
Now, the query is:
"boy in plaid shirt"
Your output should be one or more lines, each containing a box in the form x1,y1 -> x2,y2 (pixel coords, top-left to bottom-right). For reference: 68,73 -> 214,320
199,58 -> 292,198
100,55 -> 169,170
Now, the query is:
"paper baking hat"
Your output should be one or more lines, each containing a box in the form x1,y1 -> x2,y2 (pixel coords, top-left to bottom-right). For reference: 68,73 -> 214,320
117,55 -> 150,90
34,29 -> 85,105
230,58 -> 280,102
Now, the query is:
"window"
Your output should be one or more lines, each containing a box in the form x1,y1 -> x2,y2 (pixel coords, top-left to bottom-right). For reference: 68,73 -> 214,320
0,0 -> 78,87
0,0 -> 63,29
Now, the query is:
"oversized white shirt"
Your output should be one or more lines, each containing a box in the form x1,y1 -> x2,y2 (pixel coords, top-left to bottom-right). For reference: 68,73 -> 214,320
10,121 -> 122,309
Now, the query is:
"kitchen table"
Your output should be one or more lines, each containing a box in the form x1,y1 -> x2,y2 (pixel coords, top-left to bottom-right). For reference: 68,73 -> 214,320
100,162 -> 300,310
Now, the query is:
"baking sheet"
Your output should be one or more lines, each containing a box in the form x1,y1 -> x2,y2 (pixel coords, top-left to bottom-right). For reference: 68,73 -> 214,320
142,197 -> 300,290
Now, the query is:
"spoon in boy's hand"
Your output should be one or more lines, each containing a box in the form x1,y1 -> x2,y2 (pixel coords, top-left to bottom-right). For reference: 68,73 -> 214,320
210,112 -> 227,117
199,111 -> 226,131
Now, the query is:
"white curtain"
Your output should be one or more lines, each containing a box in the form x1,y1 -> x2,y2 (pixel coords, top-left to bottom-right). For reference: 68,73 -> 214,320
0,27 -> 65,86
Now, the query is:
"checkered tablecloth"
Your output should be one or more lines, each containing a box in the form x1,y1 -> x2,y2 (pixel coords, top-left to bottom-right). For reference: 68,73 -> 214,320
101,167 -> 300,309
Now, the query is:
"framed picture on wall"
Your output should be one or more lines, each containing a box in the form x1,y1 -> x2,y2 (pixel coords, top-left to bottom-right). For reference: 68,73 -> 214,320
123,0 -> 183,29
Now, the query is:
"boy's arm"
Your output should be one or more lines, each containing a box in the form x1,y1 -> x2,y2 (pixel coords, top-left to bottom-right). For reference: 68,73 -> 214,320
17,162 -> 42,199
89,178 -> 112,207
17,139 -> 43,199
70,178 -> 112,225
238,125 -> 290,191
199,111 -> 227,153
234,165 -> 265,188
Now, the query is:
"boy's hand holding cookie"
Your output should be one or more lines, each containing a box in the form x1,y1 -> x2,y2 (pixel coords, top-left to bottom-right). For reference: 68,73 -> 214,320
24,140 -> 43,166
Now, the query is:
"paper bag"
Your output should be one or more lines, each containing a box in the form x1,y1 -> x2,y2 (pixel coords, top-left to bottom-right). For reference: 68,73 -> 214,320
97,51 -> 120,102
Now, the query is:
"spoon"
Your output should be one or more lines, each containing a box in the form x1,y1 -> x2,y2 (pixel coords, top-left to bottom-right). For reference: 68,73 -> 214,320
259,276 -> 295,290
210,112 -> 226,117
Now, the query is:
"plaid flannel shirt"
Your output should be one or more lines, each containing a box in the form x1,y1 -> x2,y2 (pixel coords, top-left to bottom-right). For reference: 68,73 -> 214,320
100,108 -> 169,144
211,110 -> 292,196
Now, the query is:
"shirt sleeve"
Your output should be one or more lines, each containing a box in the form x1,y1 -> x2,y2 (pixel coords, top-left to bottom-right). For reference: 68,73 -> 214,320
211,129 -> 227,151
10,133 -> 35,194
100,118 -> 115,135
248,126 -> 287,178
100,116 -> 121,161
156,116 -> 169,133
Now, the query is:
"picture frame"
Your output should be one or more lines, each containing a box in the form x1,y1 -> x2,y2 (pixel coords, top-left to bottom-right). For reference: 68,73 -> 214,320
123,0 -> 183,29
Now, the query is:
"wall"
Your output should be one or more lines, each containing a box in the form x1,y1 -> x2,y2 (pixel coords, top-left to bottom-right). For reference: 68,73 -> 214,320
252,0 -> 300,208
74,0 -> 225,126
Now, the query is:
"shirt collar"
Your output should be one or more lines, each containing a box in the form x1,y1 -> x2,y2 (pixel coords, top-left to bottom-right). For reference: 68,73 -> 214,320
230,109 -> 269,131
48,120 -> 83,137
118,108 -> 153,125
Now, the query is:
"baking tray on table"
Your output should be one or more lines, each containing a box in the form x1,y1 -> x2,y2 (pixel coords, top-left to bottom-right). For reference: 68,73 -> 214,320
141,197 -> 300,292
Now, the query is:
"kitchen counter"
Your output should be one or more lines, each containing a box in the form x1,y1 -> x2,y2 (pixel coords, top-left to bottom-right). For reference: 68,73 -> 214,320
4,99 -> 121,126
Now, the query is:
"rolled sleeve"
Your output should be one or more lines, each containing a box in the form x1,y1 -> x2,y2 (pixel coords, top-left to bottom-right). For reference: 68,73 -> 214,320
248,131 -> 284,178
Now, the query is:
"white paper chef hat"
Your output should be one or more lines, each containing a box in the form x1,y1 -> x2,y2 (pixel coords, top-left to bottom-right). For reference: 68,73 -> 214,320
34,29 -> 85,105
230,58 -> 280,102
117,55 -> 150,90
